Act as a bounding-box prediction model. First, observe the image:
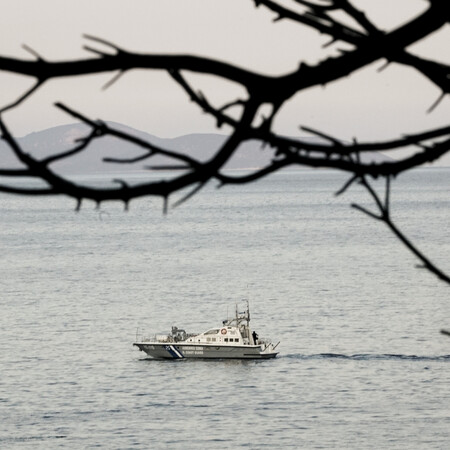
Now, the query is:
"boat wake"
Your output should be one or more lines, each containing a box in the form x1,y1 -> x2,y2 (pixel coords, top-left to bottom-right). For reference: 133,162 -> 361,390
284,353 -> 450,362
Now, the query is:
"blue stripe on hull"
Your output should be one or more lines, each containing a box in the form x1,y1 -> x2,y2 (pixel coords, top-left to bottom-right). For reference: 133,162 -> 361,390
165,345 -> 184,359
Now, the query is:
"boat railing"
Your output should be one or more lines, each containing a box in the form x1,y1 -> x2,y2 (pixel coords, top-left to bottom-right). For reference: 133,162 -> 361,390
135,327 -> 198,343
135,328 -> 171,343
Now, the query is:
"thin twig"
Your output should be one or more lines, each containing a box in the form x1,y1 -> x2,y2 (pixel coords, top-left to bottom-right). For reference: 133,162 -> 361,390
352,175 -> 450,284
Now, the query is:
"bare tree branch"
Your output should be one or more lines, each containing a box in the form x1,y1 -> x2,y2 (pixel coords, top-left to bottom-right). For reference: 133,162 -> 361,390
352,176 -> 450,284
0,0 -> 448,284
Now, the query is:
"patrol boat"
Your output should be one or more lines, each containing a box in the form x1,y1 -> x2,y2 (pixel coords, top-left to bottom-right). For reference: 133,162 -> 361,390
133,303 -> 279,360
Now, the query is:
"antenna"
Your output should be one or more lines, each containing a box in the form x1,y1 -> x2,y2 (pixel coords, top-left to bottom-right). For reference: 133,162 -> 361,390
247,299 -> 250,324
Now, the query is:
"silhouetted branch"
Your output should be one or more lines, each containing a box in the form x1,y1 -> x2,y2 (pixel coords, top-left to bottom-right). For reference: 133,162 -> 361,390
54,102 -> 202,169
352,176 -> 450,284
335,174 -> 358,196
168,69 -> 241,129
255,127 -> 450,176
217,158 -> 292,185
0,0 -> 449,283
0,80 -> 46,114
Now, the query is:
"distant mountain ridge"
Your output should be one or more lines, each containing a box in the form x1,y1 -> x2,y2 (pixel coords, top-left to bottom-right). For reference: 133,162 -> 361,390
1,122 -> 393,175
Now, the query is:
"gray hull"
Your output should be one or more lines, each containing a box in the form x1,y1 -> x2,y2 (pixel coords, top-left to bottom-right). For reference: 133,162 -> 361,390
134,342 -> 278,360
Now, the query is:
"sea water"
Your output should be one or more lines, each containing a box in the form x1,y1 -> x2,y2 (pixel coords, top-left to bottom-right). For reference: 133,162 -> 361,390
0,168 -> 449,448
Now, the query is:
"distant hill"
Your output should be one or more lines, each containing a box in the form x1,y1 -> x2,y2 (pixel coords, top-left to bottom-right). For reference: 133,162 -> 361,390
0,122 -> 393,175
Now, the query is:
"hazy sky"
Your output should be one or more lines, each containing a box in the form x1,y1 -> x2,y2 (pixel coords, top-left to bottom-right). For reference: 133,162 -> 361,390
1,0 -> 449,163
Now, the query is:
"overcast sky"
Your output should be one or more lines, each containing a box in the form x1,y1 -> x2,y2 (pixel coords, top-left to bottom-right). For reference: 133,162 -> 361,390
1,0 -> 449,163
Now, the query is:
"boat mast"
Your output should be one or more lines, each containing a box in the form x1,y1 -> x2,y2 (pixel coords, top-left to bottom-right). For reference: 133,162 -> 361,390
246,300 -> 250,326
246,300 -> 253,343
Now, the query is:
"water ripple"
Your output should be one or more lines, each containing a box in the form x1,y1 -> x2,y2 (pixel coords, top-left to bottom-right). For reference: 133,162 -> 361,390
284,353 -> 450,362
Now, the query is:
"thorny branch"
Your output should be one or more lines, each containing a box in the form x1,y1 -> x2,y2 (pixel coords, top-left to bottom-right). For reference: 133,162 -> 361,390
0,0 -> 449,283
350,175 -> 450,284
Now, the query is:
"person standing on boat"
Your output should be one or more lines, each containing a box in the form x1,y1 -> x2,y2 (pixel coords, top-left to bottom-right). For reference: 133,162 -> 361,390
252,331 -> 258,344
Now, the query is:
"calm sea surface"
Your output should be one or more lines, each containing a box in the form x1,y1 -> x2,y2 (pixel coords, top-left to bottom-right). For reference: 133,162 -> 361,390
0,168 -> 449,448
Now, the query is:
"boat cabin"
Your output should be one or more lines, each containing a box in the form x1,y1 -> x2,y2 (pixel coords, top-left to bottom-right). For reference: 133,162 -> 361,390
159,302 -> 260,346
186,326 -> 246,345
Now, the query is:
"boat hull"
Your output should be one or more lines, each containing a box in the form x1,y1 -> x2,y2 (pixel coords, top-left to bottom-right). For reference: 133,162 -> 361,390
134,342 -> 278,360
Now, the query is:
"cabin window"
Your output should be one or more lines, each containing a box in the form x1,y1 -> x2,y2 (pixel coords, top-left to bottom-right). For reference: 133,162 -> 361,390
204,329 -> 219,335
224,338 -> 228,342
234,338 -> 239,342
207,338 -> 211,342
212,338 -> 216,342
